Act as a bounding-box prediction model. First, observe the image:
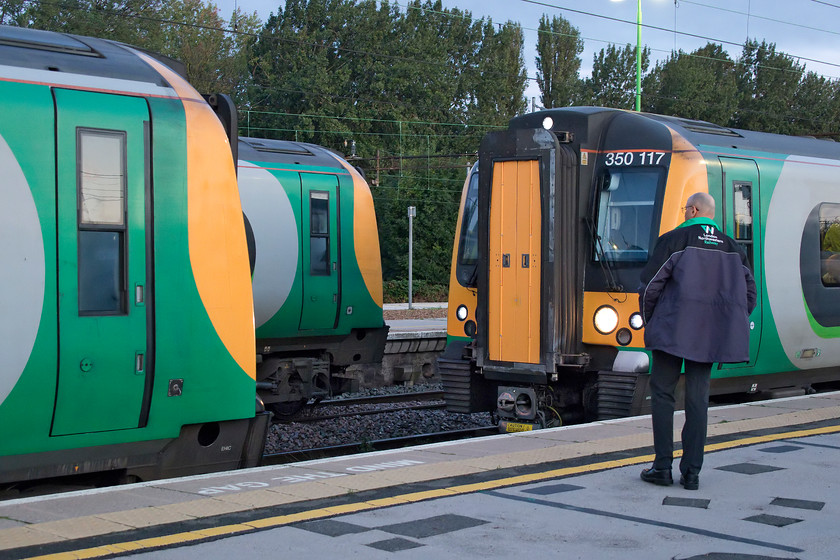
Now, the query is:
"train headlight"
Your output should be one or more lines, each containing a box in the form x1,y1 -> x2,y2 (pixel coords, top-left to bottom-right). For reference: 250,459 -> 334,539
594,305 -> 619,335
542,116 -> 553,130
629,312 -> 644,330
456,304 -> 468,321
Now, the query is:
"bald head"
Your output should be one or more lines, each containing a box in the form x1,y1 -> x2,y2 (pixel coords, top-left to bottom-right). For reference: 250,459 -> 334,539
686,192 -> 715,219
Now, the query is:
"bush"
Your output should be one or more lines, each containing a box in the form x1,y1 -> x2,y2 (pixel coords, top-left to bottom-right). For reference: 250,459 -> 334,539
383,279 -> 448,303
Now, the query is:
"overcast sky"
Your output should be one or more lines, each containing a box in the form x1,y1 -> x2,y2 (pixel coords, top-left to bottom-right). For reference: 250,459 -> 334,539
215,0 -> 840,103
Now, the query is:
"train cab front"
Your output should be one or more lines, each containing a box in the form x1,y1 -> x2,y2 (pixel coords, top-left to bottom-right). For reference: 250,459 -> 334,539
442,107 -> 702,430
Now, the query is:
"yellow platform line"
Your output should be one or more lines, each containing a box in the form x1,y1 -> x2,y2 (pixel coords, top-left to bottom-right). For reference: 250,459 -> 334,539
24,423 -> 840,560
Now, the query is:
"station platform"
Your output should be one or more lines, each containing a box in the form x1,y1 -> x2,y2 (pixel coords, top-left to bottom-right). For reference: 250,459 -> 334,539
2,391 -> 839,560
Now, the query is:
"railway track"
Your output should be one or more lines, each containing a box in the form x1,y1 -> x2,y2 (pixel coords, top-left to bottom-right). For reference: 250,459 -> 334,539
261,426 -> 499,465
320,390 -> 444,407
292,402 -> 447,423
279,390 -> 447,423
7,383 -> 840,502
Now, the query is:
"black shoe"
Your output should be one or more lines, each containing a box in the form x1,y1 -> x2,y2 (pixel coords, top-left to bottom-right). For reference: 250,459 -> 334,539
640,467 -> 673,486
679,473 -> 699,490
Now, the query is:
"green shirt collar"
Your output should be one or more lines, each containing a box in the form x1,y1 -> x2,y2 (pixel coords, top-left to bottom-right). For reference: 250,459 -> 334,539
676,216 -> 720,230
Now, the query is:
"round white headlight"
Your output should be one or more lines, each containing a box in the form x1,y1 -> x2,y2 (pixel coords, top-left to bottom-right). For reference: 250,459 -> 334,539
629,312 -> 644,330
542,116 -> 554,130
594,305 -> 619,335
456,305 -> 468,321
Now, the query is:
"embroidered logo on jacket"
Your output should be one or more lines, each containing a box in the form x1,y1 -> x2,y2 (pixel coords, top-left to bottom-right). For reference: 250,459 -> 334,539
698,225 -> 723,246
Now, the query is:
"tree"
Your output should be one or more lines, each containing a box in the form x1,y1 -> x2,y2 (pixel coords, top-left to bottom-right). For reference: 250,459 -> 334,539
643,43 -> 738,125
581,43 -> 649,109
0,0 -> 27,25
471,20 -> 528,122
790,71 -> 840,137
18,0 -> 165,45
734,40 -> 804,134
157,1 -> 261,96
246,0 -> 527,288
535,14 -> 583,109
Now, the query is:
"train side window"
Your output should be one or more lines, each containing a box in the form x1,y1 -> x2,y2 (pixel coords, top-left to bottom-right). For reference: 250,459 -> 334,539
733,182 -> 754,267
819,203 -> 840,286
456,169 -> 479,287
310,191 -> 330,276
77,129 -> 126,315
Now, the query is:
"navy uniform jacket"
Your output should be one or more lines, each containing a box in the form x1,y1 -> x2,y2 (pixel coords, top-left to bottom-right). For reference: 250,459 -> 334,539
638,217 -> 757,363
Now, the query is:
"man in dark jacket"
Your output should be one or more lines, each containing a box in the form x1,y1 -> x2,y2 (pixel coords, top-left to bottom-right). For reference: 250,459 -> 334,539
637,192 -> 756,490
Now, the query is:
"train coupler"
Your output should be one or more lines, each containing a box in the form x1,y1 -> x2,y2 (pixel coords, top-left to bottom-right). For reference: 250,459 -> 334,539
496,386 -> 540,433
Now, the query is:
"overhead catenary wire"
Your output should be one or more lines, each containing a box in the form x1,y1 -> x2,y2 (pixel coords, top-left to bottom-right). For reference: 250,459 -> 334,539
241,109 -> 504,130
13,0 -> 838,138
389,0 -> 840,128
810,0 -> 840,8
12,0 -> 840,87
682,0 -> 840,38
521,0 -> 840,74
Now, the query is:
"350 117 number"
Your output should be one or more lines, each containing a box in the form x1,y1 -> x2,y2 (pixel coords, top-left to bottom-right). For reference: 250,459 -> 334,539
604,151 -> 666,166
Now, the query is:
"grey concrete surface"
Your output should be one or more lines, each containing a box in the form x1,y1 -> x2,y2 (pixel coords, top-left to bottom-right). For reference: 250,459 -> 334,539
121,432 -> 840,560
2,392 -> 838,560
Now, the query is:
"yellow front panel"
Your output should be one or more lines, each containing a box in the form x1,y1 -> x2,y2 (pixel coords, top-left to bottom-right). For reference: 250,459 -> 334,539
447,171 -> 478,339
138,53 -> 255,379
581,291 -> 645,348
488,160 -> 541,363
331,154 -> 383,307
659,127 -> 708,236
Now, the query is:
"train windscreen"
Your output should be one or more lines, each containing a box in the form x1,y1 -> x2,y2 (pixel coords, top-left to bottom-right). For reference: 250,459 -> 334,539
596,169 -> 662,263
456,170 -> 479,287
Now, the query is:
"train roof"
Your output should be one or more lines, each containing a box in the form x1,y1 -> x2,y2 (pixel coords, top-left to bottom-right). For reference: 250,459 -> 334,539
0,24 -> 181,89
238,137 -> 348,169
646,111 -> 840,160
515,107 -> 840,161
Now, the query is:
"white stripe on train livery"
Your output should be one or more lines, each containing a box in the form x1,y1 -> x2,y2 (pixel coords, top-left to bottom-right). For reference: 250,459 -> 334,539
0,132 -> 44,406
238,161 -> 299,328
766,155 -> 840,366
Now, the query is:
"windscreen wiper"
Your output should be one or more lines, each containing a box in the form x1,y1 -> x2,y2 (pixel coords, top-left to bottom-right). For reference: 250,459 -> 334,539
586,215 -> 625,298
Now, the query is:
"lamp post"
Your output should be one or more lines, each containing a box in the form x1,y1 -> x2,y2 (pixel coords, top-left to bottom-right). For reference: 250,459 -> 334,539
611,0 -> 642,111
407,206 -> 416,309
634,0 -> 642,111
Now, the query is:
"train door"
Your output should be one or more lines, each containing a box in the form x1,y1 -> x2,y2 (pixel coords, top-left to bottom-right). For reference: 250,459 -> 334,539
718,156 -> 762,369
52,90 -> 150,435
488,160 -> 542,363
299,173 -> 339,330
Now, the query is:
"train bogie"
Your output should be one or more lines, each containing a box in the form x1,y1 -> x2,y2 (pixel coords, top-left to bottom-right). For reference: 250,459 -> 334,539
443,106 -> 840,430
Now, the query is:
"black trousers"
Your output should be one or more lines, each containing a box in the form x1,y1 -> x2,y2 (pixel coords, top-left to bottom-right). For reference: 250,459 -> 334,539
650,350 -> 712,475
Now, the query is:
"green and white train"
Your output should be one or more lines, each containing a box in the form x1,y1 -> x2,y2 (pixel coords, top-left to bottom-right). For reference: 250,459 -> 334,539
239,137 -> 388,417
0,25 -> 385,484
443,107 -> 840,429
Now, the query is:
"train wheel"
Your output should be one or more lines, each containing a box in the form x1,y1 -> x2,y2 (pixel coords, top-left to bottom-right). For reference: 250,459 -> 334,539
268,399 -> 307,420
